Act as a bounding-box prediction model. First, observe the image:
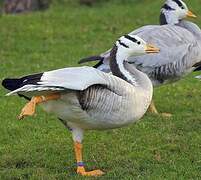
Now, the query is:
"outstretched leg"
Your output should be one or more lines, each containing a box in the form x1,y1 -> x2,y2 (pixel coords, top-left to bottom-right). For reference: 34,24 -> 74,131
148,100 -> 172,118
18,93 -> 60,120
72,128 -> 104,176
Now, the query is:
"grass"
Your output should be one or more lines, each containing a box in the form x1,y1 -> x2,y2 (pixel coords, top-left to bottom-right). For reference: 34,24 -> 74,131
0,0 -> 201,179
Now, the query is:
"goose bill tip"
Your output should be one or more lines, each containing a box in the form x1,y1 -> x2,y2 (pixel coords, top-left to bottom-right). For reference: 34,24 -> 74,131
187,10 -> 197,18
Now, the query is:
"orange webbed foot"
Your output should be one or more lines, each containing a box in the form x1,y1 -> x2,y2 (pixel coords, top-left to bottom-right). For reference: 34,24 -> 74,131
18,96 -> 43,120
18,100 -> 37,120
77,166 -> 104,176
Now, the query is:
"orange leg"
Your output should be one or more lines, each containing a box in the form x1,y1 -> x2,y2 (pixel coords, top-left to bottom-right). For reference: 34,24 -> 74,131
18,93 -> 60,120
74,142 -> 104,176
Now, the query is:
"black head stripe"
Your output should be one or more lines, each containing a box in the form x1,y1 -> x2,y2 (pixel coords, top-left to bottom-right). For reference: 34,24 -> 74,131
124,35 -> 137,43
118,40 -> 129,48
172,0 -> 183,8
162,4 -> 175,11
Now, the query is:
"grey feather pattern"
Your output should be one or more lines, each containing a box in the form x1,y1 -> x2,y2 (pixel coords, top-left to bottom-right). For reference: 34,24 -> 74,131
95,22 -> 201,85
6,66 -> 133,98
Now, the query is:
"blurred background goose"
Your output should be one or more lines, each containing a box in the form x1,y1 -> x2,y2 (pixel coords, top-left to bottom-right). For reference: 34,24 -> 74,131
79,0 -> 201,117
2,35 -> 159,176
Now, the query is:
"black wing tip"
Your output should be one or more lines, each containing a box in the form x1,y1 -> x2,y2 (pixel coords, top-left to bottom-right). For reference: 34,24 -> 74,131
2,78 -> 31,100
78,56 -> 104,64
2,78 -> 20,91
2,73 -> 43,91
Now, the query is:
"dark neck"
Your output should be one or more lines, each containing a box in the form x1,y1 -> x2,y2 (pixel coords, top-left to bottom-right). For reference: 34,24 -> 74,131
160,12 -> 168,25
110,45 -> 153,91
109,45 -> 153,91
159,12 -> 179,25
109,45 -> 131,83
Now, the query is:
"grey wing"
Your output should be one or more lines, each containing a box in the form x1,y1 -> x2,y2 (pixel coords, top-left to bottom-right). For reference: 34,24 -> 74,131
128,25 -> 201,83
6,67 -> 110,96
178,20 -> 201,41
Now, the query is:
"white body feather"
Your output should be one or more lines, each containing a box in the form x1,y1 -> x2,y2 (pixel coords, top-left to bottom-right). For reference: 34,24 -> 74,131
41,86 -> 152,130
7,66 -> 153,130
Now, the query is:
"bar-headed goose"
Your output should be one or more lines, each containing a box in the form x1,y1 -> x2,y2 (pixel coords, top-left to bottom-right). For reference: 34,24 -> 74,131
79,0 -> 200,117
2,35 -> 159,176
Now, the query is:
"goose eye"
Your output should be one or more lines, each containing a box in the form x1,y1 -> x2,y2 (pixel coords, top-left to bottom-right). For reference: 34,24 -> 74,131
137,41 -> 141,45
181,6 -> 184,9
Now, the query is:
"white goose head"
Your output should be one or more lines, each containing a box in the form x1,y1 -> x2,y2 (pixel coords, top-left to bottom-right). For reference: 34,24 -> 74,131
110,35 -> 159,85
160,0 -> 196,25
114,35 -> 159,60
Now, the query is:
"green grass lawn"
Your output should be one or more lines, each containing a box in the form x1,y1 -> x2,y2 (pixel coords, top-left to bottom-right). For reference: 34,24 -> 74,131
0,0 -> 201,179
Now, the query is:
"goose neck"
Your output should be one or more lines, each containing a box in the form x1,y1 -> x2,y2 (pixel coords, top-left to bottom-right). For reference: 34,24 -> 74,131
160,11 -> 179,25
109,45 -> 138,86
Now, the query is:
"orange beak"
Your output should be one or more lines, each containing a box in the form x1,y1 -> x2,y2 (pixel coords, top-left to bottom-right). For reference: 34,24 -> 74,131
145,44 -> 160,53
187,10 -> 197,18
